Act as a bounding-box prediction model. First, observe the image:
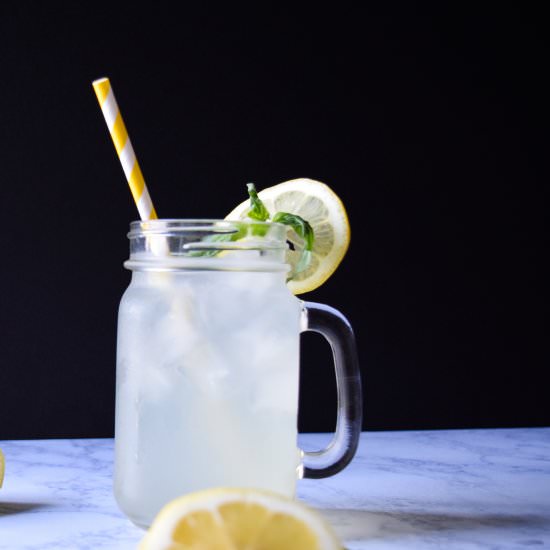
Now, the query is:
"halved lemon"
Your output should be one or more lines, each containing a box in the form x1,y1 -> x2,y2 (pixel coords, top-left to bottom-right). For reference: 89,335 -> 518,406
226,179 -> 350,295
140,487 -> 342,550
0,448 -> 4,487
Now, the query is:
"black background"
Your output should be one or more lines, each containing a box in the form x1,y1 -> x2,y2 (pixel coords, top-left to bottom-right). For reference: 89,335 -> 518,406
0,5 -> 546,439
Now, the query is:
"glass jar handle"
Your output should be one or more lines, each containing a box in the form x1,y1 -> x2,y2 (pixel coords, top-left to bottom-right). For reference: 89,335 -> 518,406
300,301 -> 363,478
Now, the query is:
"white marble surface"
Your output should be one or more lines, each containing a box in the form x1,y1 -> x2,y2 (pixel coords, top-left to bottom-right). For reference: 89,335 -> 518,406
1,429 -> 549,549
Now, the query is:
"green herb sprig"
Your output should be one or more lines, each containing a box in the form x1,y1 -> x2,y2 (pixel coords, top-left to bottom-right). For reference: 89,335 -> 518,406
188,184 -> 315,274
245,183 -> 314,274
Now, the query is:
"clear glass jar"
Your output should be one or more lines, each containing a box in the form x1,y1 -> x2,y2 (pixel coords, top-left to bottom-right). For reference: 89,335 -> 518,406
114,220 -> 362,528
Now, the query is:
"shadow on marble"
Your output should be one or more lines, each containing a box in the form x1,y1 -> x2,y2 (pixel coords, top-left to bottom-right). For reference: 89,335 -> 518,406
321,508 -> 550,542
0,501 -> 51,516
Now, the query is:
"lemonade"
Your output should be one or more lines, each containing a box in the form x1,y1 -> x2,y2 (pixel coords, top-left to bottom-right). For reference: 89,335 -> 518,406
93,77 -> 361,537
114,187 -> 362,531
114,221 -> 303,527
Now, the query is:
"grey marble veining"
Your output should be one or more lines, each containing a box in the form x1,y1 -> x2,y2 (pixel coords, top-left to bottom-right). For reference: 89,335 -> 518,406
1,429 -> 549,549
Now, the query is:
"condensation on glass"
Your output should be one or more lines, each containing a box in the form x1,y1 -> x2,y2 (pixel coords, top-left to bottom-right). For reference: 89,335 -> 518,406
114,220 -> 362,528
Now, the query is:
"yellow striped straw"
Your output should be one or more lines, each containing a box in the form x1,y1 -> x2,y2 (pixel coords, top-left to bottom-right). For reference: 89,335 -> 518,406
92,77 -> 158,221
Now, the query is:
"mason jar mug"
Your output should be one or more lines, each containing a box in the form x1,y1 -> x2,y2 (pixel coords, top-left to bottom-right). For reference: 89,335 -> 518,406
114,219 -> 362,528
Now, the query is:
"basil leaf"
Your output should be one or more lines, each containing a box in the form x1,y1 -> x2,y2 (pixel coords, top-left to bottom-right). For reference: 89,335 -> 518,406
187,225 -> 248,257
272,211 -> 314,274
246,183 -> 270,221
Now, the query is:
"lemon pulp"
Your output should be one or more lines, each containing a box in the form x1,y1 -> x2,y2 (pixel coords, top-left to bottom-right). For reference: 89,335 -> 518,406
140,487 -> 342,550
0,448 -> 4,487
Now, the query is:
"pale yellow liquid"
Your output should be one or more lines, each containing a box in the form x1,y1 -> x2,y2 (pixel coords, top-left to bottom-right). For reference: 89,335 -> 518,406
114,270 -> 302,528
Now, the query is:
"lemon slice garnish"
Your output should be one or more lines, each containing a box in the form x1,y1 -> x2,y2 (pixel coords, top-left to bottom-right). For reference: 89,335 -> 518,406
0,448 -> 4,488
140,487 -> 342,550
226,178 -> 350,294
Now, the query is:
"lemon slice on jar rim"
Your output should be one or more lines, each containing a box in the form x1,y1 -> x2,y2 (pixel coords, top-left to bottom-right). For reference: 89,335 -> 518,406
139,487 -> 342,550
226,178 -> 350,295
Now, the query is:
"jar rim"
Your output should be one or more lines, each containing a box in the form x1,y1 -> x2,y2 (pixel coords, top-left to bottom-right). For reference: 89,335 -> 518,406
125,218 -> 290,272
128,218 -> 286,238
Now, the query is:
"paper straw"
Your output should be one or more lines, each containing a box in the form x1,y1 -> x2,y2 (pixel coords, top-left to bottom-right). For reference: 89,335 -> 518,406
92,77 -> 158,221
